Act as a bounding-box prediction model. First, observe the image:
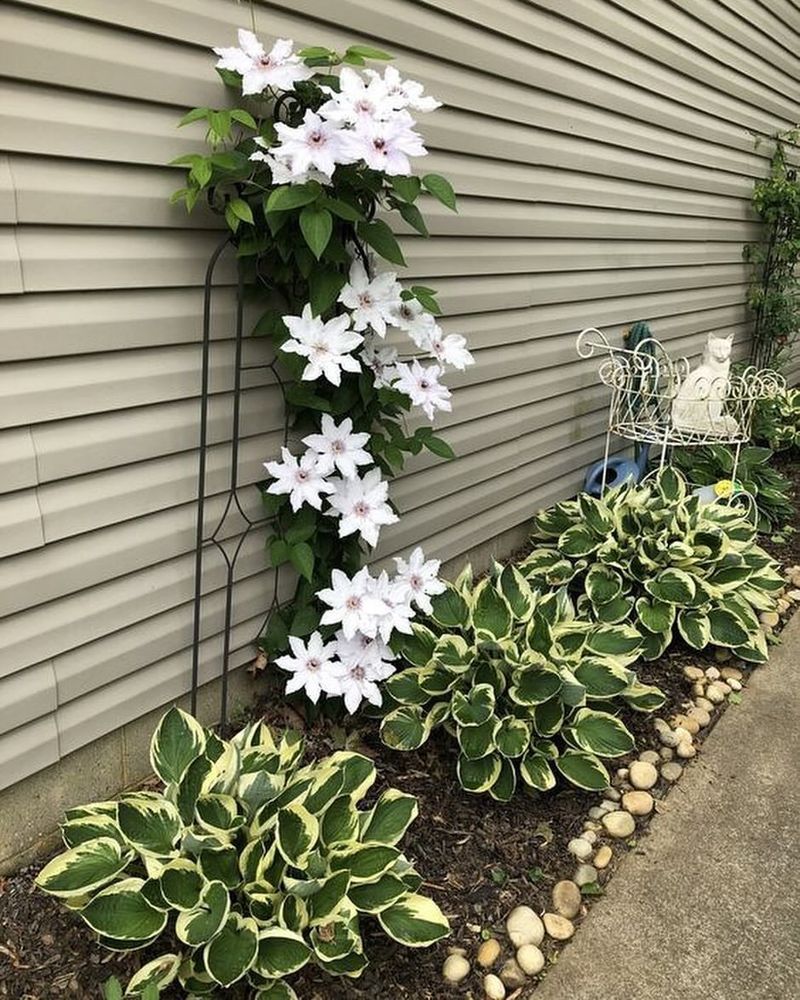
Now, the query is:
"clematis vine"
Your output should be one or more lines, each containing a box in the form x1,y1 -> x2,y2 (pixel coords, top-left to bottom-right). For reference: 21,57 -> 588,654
174,27 -> 472,715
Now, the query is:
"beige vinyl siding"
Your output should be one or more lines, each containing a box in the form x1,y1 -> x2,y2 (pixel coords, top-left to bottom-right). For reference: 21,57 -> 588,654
1,0 -> 799,790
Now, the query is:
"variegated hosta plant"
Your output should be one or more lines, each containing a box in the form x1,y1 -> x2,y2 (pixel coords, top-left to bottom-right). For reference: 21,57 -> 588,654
36,708 -> 448,998
379,565 -> 664,799
524,467 -> 783,663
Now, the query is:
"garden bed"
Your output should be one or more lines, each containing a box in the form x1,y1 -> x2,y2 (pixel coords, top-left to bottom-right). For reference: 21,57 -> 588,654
2,459 -> 798,1000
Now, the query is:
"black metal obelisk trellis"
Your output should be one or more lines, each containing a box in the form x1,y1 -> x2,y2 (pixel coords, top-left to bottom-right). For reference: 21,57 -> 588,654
189,237 -> 287,728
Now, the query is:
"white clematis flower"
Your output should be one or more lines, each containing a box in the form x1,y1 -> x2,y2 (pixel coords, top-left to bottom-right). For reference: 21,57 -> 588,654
368,571 -> 415,642
317,66 -> 396,126
318,567 -> 389,639
365,65 -> 442,113
338,260 -> 403,336
331,655 -> 385,714
327,468 -> 399,548
264,447 -> 334,512
428,330 -> 475,371
275,632 -> 342,703
213,31 -> 314,96
334,630 -> 397,680
387,298 -> 438,350
393,360 -> 452,421
340,117 -> 428,176
302,414 -> 372,480
273,110 -> 350,180
250,139 -> 330,186
393,546 -> 447,614
281,304 -> 363,386
360,341 -> 398,389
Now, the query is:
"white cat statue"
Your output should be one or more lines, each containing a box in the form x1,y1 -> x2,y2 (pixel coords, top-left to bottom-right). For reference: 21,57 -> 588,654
671,334 -> 739,436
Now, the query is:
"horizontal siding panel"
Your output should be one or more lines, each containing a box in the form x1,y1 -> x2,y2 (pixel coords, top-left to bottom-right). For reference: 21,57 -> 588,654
0,714 -> 59,789
0,427 -> 38,493
0,661 -> 57,736
0,489 -> 45,557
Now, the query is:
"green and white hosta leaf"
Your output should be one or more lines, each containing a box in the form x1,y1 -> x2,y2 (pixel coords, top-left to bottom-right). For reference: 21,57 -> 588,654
558,523 -> 602,557
203,912 -> 259,987
276,804 -> 319,867
255,982 -> 299,1000
176,754 -> 214,824
380,705 -> 430,751
573,657 -> 630,698
508,664 -> 561,706
255,927 -> 312,978
195,793 -> 243,835
555,750 -> 610,790
644,567 -> 696,606
457,717 -> 500,760
471,578 -> 513,640
488,757 -> 517,802
378,893 -> 449,947
327,751 -> 376,800
594,594 -> 634,624
735,627 -> 769,664
320,795 -> 360,848
177,955 -> 216,996
64,800 -> 117,823
330,844 -> 401,883
149,707 -> 207,785
61,814 -> 125,850
532,696 -> 565,737
519,752 -> 556,791
708,608 -> 750,647
457,752 -> 502,793
677,608 -> 711,649
35,838 -> 130,899
175,879 -> 230,946
429,585 -> 470,629
635,597 -> 675,635
124,953 -> 181,995
394,623 -> 437,667
159,858 -> 204,911
621,679 -> 666,712
585,623 -> 642,657
117,797 -> 182,857
80,878 -> 168,943
568,708 -> 634,757
198,844 -> 241,889
451,683 -> 495,726
348,872 -> 408,912
577,493 -> 614,535
494,717 -> 531,758
360,790 -> 418,846
496,564 -> 536,620
384,668 -> 434,706
639,626 -> 672,661
585,564 -> 623,606
432,633 -> 474,669
308,871 -> 351,925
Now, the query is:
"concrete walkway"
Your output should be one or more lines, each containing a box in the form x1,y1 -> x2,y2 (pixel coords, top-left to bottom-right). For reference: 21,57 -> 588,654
535,613 -> 800,1000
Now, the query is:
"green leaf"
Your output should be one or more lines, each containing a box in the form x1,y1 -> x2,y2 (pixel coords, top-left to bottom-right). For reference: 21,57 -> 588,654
676,608 -> 711,649
276,803 -> 319,866
255,928 -> 311,978
175,880 -> 230,946
708,608 -> 750,647
555,750 -> 610,790
35,838 -> 130,899
558,524 -> 601,557
203,913 -> 259,987
390,175 -> 421,202
585,624 -> 642,657
81,878 -> 168,942
508,665 -> 562,706
495,717 -> 531,758
330,844 -> 401,882
289,542 -> 315,582
380,705 -> 430,750
429,585 -> 470,628
266,183 -> 320,213
471,579 -> 513,640
117,796 -> 181,856
573,658 -> 630,699
645,568 -> 697,606
451,683 -> 495,726
423,435 -> 455,459
422,173 -> 458,211
519,752 -> 556,791
357,219 -> 406,265
397,200 -> 429,236
228,197 -> 254,225
458,717 -> 500,760
345,44 -> 394,60
361,789 -> 419,845
270,537 -> 291,567
321,195 -> 365,221
378,893 -> 449,947
309,268 -> 347,317
149,707 -> 207,785
125,953 -> 181,995
348,873 -> 408,912
299,205 -> 333,259
635,597 -> 675,634
585,564 -> 623,605
457,752 -> 502,793
320,794 -> 360,847
569,708 -> 634,757
308,871 -> 351,925
158,859 -> 203,911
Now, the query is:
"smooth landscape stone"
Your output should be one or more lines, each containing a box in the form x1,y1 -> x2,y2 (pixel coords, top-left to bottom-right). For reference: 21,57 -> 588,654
573,864 -> 598,887
484,973 -> 506,999
603,787 -> 621,801
638,750 -> 661,765
688,706 -> 710,728
659,746 -> 674,761
720,665 -> 742,681
705,683 -> 726,705
658,728 -> 680,747
695,696 -> 714,712
728,678 -> 742,691
660,761 -> 683,782
672,713 -> 699,735
602,810 -> 636,838
691,681 -> 706,699
593,844 -> 613,869
760,610 -> 780,627
443,953 -> 471,983
583,820 -> 601,832
500,958 -> 526,989
672,726 -> 693,744
506,906 -> 544,948
676,741 -> 696,759
448,946 -> 468,956
516,943 -> 545,976
552,879 -> 582,918
588,806 -> 607,820
622,790 -> 654,816
787,588 -> 800,601
628,760 -> 658,789
567,837 -> 594,861
704,666 -> 721,680
683,665 -> 705,681
582,830 -> 597,845
543,912 -> 575,940
477,938 -> 501,967
599,799 -> 618,813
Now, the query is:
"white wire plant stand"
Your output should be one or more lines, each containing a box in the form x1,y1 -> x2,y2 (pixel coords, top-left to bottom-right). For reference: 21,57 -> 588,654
577,326 -> 785,498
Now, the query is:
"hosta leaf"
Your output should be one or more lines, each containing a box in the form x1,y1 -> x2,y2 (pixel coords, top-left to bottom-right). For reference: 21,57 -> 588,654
594,594 -> 634,624
639,626 -> 672,661
378,893 -> 450,946
635,597 -> 675,634
255,982 -> 298,1000
532,696 -> 565,737
457,717 -> 500,760
203,913 -> 259,987
577,493 -> 614,535
330,844 -> 401,882
380,705 -> 430,750
708,608 -> 750,648
573,657 -> 630,698
677,608 -> 711,649
471,579 -> 513,640
198,845 -> 241,889
328,751 -> 376,800
35,838 -> 130,899
558,524 -> 601,557
734,628 -> 769,663
195,793 -> 242,834
621,679 -> 666,712
497,564 -> 536,620
488,757 -> 517,802
348,872 -> 408,912
384,668 -> 433,706
61,815 -> 125,850
508,665 -> 562,706
520,752 -> 556,791
361,789 -> 418,846
394,624 -> 437,666
175,880 -> 230,946
255,927 -> 312,978
555,750 -> 610,790
644,567 -> 696,606
124,953 -> 181,995
585,624 -> 642,657
308,870 -> 351,925
432,633 -> 474,669
159,859 -> 204,911
276,804 -> 319,867
149,707 -> 207,785
320,795 -> 360,848
451,683 -> 495,726
495,717 -> 531,758
457,752 -> 502,793
568,708 -> 634,757
429,586 -> 470,628
80,878 -> 168,943
585,564 -> 623,605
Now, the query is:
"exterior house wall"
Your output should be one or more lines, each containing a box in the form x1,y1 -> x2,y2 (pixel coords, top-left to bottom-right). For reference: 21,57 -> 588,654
1,0 -> 799,867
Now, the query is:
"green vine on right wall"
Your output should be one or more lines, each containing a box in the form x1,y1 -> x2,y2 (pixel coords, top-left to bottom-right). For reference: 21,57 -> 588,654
743,125 -> 800,372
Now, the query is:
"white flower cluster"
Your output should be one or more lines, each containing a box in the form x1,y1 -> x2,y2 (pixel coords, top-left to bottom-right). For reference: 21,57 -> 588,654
276,550 -> 445,712
215,30 -> 438,184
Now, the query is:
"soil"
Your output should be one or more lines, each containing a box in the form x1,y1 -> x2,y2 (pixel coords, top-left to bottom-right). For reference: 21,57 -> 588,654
2,458 -> 798,1000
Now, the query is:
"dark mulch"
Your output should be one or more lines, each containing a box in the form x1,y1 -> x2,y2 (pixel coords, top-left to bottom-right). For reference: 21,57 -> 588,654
2,457 -> 798,999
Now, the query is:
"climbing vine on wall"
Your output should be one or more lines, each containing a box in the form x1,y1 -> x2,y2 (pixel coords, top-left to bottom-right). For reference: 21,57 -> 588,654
744,126 -> 800,371
173,29 -> 473,714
